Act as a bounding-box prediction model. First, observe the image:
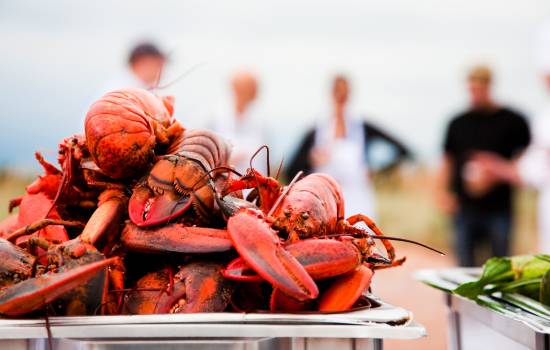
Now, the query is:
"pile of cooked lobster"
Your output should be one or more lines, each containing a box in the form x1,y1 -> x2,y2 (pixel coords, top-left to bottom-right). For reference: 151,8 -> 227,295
0,88 -> 440,317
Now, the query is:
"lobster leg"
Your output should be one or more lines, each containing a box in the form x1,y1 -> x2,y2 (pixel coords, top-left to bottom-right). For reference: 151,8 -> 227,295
227,209 -> 318,301
318,265 -> 374,312
121,222 -> 232,254
0,257 -> 116,316
8,197 -> 23,213
80,188 -> 127,245
103,256 -> 126,315
222,169 -> 281,213
342,214 -> 396,261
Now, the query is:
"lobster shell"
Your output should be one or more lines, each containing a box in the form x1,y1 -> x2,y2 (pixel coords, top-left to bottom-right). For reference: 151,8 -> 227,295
85,88 -> 178,179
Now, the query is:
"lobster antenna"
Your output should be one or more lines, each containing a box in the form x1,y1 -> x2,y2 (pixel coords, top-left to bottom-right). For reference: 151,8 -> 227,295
325,233 -> 445,256
45,144 -> 74,219
191,166 -> 243,194
248,145 -> 271,208
249,145 -> 271,177
152,61 -> 208,91
274,157 -> 284,181
369,235 -> 445,256
267,170 -> 303,217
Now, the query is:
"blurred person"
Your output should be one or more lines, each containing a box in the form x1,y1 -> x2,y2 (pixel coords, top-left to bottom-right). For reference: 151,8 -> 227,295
211,70 -> 267,173
84,42 -> 167,129
436,65 -> 530,266
468,23 -> 550,253
286,75 -> 412,217
95,42 -> 166,96
126,42 -> 166,89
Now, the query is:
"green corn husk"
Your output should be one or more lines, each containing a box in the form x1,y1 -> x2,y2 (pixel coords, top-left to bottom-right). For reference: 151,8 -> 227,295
454,255 -> 550,303
540,269 -> 550,306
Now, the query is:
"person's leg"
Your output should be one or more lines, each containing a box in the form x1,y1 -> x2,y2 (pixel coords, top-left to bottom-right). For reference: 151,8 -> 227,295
488,211 -> 512,258
454,208 -> 476,266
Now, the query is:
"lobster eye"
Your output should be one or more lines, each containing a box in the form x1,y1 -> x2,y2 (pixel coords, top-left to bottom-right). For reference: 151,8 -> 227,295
283,208 -> 291,217
301,212 -> 309,220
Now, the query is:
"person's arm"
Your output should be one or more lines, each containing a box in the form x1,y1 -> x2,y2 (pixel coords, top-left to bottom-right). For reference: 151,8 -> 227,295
470,113 -> 531,186
363,122 -> 413,162
284,129 -> 316,181
435,118 -> 459,213
435,154 -> 458,213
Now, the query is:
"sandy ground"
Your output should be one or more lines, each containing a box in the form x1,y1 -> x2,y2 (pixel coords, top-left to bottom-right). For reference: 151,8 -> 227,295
373,244 -> 455,350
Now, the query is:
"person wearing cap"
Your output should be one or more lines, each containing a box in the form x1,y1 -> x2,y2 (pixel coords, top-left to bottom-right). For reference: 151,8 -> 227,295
436,65 -> 530,266
93,42 -> 166,98
84,42 -> 167,128
126,42 -> 166,89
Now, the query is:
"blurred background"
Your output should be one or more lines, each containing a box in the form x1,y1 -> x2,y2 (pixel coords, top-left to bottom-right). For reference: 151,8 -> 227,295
2,1 -> 550,349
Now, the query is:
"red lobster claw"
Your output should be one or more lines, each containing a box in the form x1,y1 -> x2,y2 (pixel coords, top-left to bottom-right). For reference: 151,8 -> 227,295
0,257 -> 117,316
223,239 -> 362,282
318,265 -> 374,312
223,257 -> 263,282
128,183 -> 193,227
121,222 -> 232,254
227,209 -> 318,301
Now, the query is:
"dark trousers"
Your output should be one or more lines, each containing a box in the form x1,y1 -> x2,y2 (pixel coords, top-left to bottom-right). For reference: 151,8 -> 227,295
453,208 -> 512,267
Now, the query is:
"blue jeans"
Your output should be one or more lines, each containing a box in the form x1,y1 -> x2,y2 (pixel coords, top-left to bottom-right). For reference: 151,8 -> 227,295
453,209 -> 512,267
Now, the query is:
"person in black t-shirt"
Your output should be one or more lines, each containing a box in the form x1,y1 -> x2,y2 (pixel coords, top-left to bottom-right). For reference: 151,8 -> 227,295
437,65 -> 531,266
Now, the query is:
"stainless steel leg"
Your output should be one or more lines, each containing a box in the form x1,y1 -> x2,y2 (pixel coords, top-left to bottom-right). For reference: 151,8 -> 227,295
300,338 -> 380,350
447,294 -> 461,350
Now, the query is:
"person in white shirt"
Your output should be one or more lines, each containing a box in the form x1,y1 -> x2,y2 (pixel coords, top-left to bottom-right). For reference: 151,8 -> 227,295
211,70 -> 267,174
286,75 -> 412,217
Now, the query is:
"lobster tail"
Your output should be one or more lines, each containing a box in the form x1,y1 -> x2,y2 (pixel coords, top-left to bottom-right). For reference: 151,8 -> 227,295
85,88 -> 181,179
170,129 -> 231,171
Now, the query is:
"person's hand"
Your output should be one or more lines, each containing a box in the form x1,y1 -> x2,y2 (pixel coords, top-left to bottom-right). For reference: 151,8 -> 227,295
470,151 -> 516,182
435,189 -> 458,214
309,147 -> 331,168
462,158 -> 498,197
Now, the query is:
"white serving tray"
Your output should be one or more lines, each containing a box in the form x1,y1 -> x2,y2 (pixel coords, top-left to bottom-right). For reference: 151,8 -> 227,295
0,299 -> 425,340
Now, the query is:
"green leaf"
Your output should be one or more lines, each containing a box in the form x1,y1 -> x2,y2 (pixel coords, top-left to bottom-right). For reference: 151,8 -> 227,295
512,255 -> 550,280
540,270 -> 550,306
454,257 -> 513,300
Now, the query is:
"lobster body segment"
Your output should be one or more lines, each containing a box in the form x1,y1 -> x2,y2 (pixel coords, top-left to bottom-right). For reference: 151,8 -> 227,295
272,173 -> 344,241
85,88 -> 183,179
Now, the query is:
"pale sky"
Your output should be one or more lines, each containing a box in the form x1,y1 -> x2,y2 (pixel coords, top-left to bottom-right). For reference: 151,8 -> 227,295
1,0 -> 550,171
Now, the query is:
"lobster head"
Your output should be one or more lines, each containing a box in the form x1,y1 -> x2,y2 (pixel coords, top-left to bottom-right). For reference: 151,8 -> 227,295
128,155 -> 214,227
